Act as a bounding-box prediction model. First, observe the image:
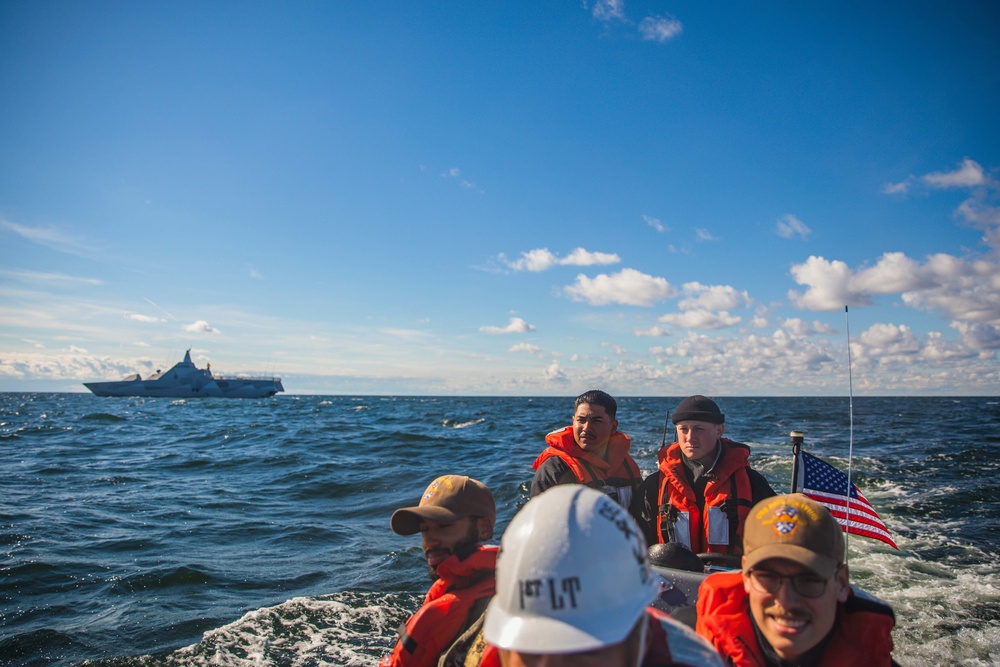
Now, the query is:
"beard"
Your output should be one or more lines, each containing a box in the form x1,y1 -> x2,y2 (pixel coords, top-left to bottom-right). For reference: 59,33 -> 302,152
425,521 -> 481,580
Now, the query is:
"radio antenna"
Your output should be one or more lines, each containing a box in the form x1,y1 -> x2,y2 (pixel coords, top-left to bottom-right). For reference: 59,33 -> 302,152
845,306 -> 855,560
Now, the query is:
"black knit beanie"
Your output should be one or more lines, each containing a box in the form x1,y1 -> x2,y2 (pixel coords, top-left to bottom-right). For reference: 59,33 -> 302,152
671,395 -> 725,424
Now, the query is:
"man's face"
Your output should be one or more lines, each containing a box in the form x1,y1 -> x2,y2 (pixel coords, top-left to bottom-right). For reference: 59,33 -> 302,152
572,402 -> 617,457
675,420 -> 723,464
420,517 -> 481,579
742,558 -> 849,661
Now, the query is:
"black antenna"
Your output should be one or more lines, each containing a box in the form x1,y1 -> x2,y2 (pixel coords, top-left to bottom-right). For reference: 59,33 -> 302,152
660,404 -> 671,449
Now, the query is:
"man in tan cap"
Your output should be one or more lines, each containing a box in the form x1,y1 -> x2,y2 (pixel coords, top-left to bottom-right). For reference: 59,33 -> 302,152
380,475 -> 498,667
694,494 -> 898,666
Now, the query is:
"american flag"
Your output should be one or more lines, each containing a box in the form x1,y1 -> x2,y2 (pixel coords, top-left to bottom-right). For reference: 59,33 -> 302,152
795,451 -> 898,549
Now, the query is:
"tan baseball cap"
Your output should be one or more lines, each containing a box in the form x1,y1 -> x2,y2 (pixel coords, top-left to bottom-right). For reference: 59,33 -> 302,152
390,475 -> 496,537
742,494 -> 845,579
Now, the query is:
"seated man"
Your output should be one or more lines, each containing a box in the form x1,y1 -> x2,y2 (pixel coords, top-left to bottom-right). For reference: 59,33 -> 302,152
481,485 -> 726,667
380,475 -> 498,667
531,389 -> 642,507
696,494 -> 897,666
630,395 -> 775,555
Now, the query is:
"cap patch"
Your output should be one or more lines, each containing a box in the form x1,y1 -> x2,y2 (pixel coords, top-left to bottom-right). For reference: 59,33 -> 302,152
754,497 -> 823,540
772,505 -> 800,537
423,476 -> 455,501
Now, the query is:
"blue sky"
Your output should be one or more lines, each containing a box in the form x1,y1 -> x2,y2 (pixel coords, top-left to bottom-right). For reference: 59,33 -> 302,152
1,1 -> 998,396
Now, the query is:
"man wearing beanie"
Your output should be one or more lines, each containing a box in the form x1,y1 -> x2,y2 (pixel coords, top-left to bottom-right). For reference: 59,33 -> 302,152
380,475 -> 498,667
629,395 -> 775,556
695,494 -> 898,666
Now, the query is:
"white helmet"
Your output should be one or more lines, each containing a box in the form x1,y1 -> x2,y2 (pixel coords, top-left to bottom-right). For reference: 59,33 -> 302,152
483,485 -> 659,654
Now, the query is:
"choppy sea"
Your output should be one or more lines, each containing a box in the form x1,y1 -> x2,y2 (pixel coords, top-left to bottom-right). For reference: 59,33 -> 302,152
2,393 -> 999,666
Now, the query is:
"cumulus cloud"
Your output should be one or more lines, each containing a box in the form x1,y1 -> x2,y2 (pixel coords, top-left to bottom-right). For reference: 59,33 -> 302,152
480,317 -> 536,334
565,268 -> 676,306
634,326 -> 670,337
544,360 -> 569,383
695,228 -> 717,242
183,320 -> 221,334
678,282 -> 752,311
778,318 -> 835,337
657,309 -> 741,330
508,343 -> 541,354
638,16 -> 682,42
502,247 -> 621,272
776,214 -> 812,240
791,251 -> 1000,325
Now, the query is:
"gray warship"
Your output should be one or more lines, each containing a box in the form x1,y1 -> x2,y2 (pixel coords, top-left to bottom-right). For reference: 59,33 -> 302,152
84,350 -> 284,398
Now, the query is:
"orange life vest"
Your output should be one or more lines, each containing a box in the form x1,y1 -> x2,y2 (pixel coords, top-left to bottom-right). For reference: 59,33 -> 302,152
656,440 -> 754,554
695,571 -> 895,667
533,426 -> 642,494
382,545 -> 498,667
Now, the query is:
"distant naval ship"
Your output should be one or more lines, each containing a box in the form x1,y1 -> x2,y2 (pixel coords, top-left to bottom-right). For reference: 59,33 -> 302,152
84,350 -> 284,398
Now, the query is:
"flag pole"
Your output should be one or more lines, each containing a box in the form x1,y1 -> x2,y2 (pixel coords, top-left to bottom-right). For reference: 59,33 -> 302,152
845,306 -> 855,561
789,430 -> 804,493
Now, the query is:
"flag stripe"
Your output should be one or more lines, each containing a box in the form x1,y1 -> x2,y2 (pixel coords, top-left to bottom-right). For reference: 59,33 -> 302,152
797,451 -> 898,550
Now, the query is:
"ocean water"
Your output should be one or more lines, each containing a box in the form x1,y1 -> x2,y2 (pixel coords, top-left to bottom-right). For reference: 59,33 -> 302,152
2,393 -> 998,666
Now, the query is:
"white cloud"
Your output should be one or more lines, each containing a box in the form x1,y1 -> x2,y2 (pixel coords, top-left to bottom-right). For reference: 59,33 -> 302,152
657,309 -> 741,330
502,247 -> 621,272
565,268 -> 676,306
922,158 -> 986,189
638,16 -> 682,42
952,321 -> 1000,350
695,228 -> 717,242
778,318 -> 834,337
882,180 -> 912,195
0,268 -> 102,286
544,360 -> 569,383
480,317 -> 536,334
591,0 -> 625,22
0,219 -> 96,256
183,320 -> 221,335
644,215 -> 666,232
776,214 -> 812,240
678,282 -> 751,311
125,313 -> 163,323
442,166 -> 480,191
508,343 -> 541,354
634,326 -> 670,337
791,249 -> 1000,328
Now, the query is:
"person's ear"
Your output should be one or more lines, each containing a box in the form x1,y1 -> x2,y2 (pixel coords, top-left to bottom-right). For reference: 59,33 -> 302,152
835,565 -> 850,603
477,516 -> 494,541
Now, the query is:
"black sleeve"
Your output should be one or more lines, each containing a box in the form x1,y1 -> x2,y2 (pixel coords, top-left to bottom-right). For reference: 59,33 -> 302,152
748,468 -> 777,505
629,472 -> 662,547
529,457 -> 575,497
